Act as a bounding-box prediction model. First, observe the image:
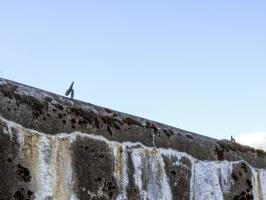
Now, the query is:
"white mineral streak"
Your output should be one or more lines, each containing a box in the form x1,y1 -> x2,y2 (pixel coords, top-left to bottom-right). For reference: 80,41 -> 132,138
112,143 -> 129,200
160,149 -> 233,200
36,135 -> 78,200
1,115 -> 266,200
1,118 -> 78,200
252,168 -> 266,200
131,148 -> 173,200
191,161 -> 233,200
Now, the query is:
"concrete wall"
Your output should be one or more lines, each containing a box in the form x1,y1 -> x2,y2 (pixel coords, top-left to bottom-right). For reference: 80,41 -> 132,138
0,78 -> 265,200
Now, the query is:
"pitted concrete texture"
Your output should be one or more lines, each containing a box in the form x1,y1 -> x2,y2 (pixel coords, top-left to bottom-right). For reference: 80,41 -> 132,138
0,77 -> 265,200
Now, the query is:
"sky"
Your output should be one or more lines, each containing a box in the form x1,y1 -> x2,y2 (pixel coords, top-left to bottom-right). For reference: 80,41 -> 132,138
0,1 -> 266,149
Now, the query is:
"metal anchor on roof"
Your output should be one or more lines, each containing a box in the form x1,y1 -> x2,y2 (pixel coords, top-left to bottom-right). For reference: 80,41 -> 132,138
65,81 -> 74,99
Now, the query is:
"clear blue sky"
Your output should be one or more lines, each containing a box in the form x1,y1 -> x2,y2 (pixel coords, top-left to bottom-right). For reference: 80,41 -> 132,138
0,1 -> 265,140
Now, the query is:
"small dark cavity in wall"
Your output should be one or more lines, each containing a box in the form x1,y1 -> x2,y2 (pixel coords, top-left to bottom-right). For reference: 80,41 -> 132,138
233,192 -> 253,200
71,118 -> 77,124
70,107 -> 82,116
186,134 -> 194,140
73,108 -> 100,128
95,177 -> 102,182
16,164 -> 31,183
231,172 -> 239,181
78,119 -> 87,126
104,181 -> 116,199
13,187 -> 33,200
101,115 -> 123,130
53,103 -> 64,111
241,163 -> 248,173
170,170 -> 177,176
162,129 -> 174,137
246,179 -> 252,190
232,188 -> 254,200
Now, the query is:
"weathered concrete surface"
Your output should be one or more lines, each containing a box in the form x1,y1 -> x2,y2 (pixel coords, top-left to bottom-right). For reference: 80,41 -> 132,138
0,77 -> 265,200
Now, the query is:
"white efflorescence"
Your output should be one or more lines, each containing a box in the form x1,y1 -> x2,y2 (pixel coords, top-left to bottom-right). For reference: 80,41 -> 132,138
1,115 -> 266,200
1,118 -> 78,200
131,147 -> 173,200
252,168 -> 266,200
191,161 -> 233,200
111,143 -> 129,200
159,150 -> 233,200
37,135 -> 53,199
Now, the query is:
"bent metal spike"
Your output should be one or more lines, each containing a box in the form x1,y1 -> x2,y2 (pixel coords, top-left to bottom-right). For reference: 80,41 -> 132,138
65,81 -> 74,99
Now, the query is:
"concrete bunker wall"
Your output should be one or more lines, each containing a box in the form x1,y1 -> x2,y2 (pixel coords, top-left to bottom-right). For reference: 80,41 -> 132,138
0,78 -> 265,200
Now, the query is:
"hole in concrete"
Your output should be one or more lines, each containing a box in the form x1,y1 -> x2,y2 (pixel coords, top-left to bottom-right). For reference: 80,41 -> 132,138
16,164 -> 31,182
99,155 -> 104,158
71,118 -> 76,124
170,170 -> 176,176
231,172 -> 238,181
27,190 -> 33,196
186,134 -> 193,140
95,177 -> 102,182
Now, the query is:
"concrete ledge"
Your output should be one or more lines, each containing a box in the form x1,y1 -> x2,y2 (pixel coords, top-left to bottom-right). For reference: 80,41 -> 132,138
0,77 -> 265,168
